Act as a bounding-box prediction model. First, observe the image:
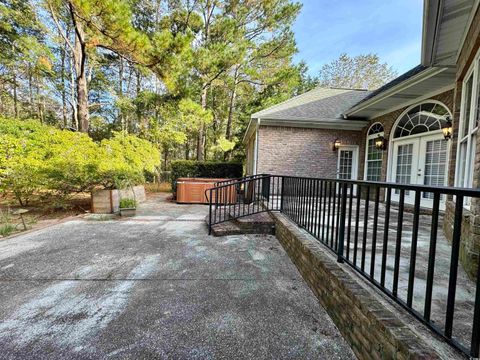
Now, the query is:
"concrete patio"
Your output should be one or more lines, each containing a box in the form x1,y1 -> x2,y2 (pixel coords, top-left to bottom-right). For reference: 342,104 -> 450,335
0,194 -> 354,359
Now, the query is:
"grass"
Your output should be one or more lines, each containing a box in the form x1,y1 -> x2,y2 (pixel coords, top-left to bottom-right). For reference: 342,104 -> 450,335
0,208 -> 16,237
145,182 -> 172,193
0,223 -> 16,237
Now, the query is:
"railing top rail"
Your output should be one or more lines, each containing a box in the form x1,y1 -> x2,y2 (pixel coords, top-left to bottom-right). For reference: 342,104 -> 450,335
279,175 -> 480,197
210,174 -> 272,190
214,174 -> 269,187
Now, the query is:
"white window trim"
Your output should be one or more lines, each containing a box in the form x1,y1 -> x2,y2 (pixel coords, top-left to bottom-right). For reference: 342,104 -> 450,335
454,49 -> 480,194
364,122 -> 384,181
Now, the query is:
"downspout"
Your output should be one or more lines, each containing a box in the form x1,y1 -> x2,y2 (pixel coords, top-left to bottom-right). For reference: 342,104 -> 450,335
254,119 -> 260,175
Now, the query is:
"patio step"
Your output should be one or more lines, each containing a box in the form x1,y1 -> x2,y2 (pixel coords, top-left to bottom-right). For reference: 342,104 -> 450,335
207,212 -> 275,237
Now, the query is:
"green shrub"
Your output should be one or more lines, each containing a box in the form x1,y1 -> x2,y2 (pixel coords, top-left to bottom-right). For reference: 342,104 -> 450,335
99,132 -> 161,189
170,160 -> 243,193
0,118 -> 161,206
119,198 -> 137,209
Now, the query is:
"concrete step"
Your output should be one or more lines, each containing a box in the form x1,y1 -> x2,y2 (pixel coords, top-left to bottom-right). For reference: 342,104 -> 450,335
206,211 -> 275,237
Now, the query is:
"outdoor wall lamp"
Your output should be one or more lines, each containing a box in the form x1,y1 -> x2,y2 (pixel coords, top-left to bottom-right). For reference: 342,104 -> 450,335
332,139 -> 341,151
442,117 -> 453,141
375,135 -> 387,151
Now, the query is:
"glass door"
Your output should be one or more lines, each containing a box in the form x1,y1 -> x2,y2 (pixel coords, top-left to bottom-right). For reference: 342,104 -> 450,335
337,146 -> 358,180
392,139 -> 419,204
418,134 -> 448,208
391,134 -> 448,208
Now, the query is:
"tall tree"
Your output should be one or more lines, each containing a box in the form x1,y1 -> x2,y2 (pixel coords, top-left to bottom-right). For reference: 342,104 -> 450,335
318,53 -> 397,90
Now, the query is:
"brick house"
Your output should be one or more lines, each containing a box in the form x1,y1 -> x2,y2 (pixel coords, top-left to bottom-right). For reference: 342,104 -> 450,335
244,0 -> 480,277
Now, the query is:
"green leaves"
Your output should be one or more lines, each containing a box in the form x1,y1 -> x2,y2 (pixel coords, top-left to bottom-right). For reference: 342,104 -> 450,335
0,118 -> 161,205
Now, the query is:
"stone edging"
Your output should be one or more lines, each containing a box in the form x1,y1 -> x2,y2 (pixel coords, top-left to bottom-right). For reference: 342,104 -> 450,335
272,212 -> 463,360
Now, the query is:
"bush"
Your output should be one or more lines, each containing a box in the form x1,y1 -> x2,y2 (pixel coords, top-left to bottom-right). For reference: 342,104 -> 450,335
170,160 -> 243,193
119,198 -> 137,209
99,132 -> 161,189
0,118 -> 161,206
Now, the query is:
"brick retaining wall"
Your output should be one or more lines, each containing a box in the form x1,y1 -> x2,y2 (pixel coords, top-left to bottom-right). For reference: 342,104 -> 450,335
272,212 -> 462,359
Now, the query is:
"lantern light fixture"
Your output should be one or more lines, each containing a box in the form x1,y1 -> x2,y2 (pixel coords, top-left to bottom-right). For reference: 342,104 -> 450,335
375,135 -> 387,151
332,139 -> 341,151
442,116 -> 453,141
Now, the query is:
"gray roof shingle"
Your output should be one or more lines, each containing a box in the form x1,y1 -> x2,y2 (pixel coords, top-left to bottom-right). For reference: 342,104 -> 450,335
252,87 -> 371,121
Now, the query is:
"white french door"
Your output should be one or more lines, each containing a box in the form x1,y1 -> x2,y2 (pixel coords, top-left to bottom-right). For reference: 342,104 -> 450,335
391,133 -> 448,208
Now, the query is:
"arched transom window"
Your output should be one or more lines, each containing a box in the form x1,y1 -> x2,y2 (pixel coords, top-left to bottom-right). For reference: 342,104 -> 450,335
394,102 -> 450,138
365,123 -> 384,181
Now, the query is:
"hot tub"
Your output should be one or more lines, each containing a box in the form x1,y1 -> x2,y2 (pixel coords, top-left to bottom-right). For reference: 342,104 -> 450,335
176,178 -> 237,204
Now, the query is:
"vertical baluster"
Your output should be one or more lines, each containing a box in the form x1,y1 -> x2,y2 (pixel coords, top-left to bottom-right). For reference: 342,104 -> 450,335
331,182 -> 337,248
361,186 -> 370,272
353,185 -> 361,266
326,182 -> 332,245
215,188 -> 218,225
445,195 -> 464,339
295,178 -> 302,226
424,192 -> 440,321
335,183 -> 342,250
407,190 -> 421,308
309,179 -> 315,233
208,188 -> 213,235
380,187 -> 392,287
315,179 -> 321,238
313,179 -> 322,239
322,181 -> 327,242
337,183 -> 347,263
346,183 -> 354,260
370,186 -> 380,278
393,189 -> 405,297
470,245 -> 480,357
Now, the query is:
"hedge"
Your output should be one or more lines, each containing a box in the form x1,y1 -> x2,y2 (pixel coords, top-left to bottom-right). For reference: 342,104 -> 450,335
171,160 -> 243,193
0,118 -> 161,206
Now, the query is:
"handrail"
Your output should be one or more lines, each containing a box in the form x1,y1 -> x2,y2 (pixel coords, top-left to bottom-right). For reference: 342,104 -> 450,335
206,174 -> 480,358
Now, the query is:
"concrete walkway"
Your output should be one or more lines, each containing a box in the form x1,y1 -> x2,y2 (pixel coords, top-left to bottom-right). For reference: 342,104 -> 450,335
0,194 -> 354,359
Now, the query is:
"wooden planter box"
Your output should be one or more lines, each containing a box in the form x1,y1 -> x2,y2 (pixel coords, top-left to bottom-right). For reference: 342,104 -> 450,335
91,185 -> 146,214
176,178 -> 237,204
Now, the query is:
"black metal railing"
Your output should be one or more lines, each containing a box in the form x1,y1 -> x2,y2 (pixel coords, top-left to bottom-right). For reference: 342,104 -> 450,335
207,174 -> 480,357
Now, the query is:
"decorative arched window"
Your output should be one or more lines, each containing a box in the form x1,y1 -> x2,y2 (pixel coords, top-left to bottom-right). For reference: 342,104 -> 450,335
393,102 -> 450,138
365,123 -> 384,181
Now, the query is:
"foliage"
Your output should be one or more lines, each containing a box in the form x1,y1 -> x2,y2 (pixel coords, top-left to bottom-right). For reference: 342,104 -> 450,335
317,53 -> 398,90
0,118 -> 161,206
99,132 -> 161,189
119,198 -> 136,209
170,160 -> 242,192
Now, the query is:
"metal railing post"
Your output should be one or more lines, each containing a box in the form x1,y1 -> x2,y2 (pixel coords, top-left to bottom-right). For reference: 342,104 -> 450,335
337,182 -> 348,263
208,188 -> 213,235
280,176 -> 285,212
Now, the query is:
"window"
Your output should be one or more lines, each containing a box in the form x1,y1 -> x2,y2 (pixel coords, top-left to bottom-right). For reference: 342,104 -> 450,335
393,102 -> 450,139
365,123 -> 384,181
455,58 -> 479,192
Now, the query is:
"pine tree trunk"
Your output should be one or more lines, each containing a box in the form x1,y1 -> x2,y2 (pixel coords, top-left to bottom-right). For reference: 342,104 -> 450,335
197,86 -> 208,161
61,44 -> 67,127
70,2 -> 89,133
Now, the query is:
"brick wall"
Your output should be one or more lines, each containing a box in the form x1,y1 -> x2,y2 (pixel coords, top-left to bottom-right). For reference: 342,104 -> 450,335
256,126 -> 364,179
272,212 -> 461,359
443,6 -> 480,279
